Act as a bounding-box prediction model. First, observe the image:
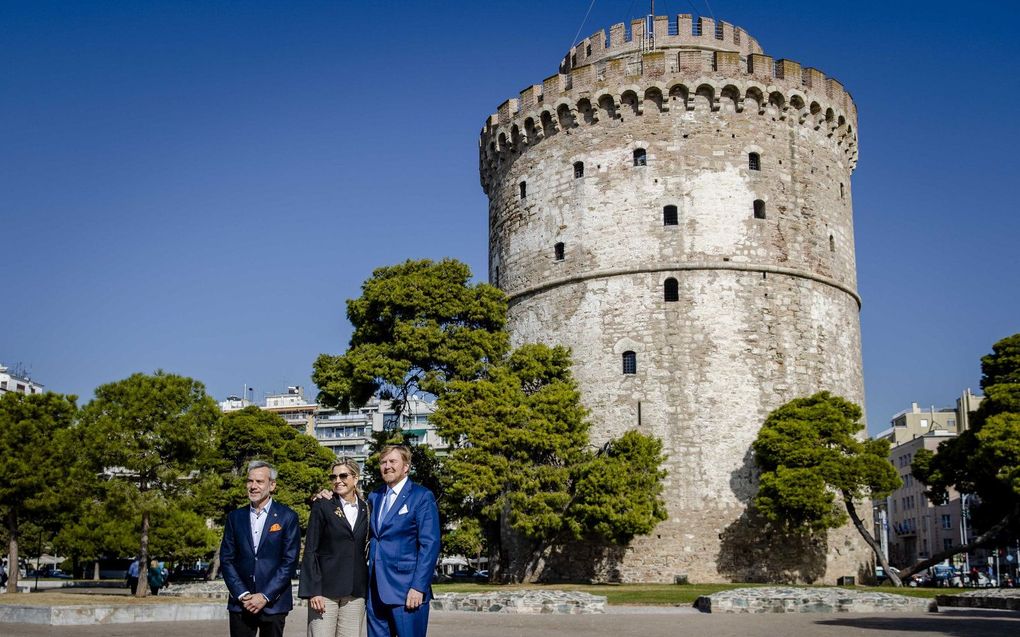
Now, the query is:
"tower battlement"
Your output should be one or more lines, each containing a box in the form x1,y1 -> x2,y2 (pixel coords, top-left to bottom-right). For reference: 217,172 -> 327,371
562,15 -> 763,72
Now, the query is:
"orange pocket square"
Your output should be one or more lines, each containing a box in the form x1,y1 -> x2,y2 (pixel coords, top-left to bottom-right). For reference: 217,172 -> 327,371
269,523 -> 282,532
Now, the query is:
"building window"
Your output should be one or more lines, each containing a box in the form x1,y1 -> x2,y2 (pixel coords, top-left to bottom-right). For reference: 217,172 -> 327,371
573,161 -> 584,178
941,514 -> 952,529
554,242 -> 565,261
633,148 -> 647,166
748,152 -> 761,171
840,182 -> 845,199
664,278 -> 679,302
943,538 -> 953,552
829,234 -> 835,252
622,351 -> 637,375
663,205 -> 678,226
494,266 -> 500,287
519,181 -> 527,199
753,199 -> 766,219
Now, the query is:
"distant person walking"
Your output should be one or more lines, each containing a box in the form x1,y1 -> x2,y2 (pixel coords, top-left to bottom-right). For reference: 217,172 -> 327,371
299,458 -> 370,637
126,557 -> 141,594
220,460 -> 301,637
366,445 -> 440,637
148,559 -> 167,595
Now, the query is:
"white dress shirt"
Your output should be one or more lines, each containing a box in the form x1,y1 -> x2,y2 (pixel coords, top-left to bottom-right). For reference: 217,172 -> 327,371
250,498 -> 273,552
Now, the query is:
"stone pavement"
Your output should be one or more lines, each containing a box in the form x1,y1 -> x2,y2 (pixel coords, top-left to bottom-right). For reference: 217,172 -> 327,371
2,607 -> 1019,637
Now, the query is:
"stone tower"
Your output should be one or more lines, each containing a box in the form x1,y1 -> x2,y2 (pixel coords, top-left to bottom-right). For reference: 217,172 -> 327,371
479,14 -> 869,584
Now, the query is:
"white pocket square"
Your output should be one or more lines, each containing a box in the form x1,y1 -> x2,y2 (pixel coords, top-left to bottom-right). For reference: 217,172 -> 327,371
398,504 -> 409,515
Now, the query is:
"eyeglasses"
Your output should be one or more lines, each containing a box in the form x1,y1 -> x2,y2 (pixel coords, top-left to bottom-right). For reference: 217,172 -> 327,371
330,473 -> 352,481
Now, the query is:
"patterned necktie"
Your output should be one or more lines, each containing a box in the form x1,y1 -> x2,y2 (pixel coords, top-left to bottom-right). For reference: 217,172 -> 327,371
379,489 -> 393,524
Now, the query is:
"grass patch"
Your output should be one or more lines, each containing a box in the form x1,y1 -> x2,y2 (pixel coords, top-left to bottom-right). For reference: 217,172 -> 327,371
434,582 -> 958,605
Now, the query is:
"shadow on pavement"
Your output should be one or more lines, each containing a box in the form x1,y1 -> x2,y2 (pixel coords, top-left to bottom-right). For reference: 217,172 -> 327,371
816,609 -> 1020,637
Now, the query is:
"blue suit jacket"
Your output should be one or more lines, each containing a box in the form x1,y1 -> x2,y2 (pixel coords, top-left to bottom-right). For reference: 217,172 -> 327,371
367,480 -> 440,606
220,500 -> 300,615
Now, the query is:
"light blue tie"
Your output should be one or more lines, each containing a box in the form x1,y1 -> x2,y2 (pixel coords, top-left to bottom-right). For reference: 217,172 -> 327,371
379,489 -> 393,524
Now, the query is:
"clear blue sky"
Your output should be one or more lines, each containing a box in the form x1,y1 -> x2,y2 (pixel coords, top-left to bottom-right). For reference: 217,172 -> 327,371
3,1 -> 1017,434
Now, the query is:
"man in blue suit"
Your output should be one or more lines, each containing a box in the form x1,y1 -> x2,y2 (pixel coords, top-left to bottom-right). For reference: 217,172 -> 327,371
220,460 -> 301,637
367,445 -> 440,637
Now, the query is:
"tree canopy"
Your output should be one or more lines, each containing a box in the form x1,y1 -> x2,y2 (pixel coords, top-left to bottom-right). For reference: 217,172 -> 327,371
751,392 -> 902,582
78,371 -> 220,596
312,259 -> 508,413
912,333 -> 1020,564
0,391 -> 78,593
433,343 -> 667,581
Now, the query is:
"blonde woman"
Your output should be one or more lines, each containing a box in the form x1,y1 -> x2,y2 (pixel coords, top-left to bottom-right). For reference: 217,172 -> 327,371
298,459 -> 370,637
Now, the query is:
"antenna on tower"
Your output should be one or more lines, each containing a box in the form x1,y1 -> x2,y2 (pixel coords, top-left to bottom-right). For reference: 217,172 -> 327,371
644,0 -> 655,52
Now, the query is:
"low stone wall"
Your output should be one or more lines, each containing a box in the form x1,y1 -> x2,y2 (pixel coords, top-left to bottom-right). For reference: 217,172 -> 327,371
936,588 -> 1020,611
431,591 -> 606,614
0,602 -> 224,625
694,587 -> 936,614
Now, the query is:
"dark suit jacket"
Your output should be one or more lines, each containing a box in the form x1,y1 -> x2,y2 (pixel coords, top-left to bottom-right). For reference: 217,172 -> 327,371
367,480 -> 440,606
220,500 -> 300,615
298,495 -> 369,600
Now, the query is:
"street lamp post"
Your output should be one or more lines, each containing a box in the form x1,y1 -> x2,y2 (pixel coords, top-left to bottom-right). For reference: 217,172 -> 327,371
960,493 -> 970,572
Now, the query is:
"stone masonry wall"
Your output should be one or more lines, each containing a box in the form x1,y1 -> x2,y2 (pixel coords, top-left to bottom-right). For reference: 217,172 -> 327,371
482,15 -> 868,584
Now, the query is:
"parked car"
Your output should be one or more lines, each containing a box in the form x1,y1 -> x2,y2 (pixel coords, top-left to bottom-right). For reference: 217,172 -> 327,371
449,568 -> 481,581
875,566 -> 900,584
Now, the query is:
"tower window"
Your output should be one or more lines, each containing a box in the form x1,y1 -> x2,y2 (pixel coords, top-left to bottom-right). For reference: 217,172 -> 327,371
753,199 -> 766,219
664,278 -> 679,302
633,148 -> 647,166
494,265 -> 500,287
519,181 -> 527,199
573,161 -> 584,178
622,351 -> 637,375
748,152 -> 761,171
829,234 -> 835,252
554,242 -> 565,261
663,205 -> 678,226
840,182 -> 845,199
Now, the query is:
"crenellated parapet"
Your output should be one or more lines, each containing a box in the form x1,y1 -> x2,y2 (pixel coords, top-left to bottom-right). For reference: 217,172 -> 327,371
561,15 -> 762,72
479,15 -> 858,193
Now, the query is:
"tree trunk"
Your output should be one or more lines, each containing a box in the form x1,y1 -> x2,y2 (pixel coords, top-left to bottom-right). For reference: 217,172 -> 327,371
92,560 -> 100,581
209,543 -> 222,580
842,490 -> 902,587
5,509 -> 19,593
136,510 -> 150,598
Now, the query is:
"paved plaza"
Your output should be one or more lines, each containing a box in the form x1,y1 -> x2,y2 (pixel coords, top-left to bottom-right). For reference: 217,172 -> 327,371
2,607 -> 1019,637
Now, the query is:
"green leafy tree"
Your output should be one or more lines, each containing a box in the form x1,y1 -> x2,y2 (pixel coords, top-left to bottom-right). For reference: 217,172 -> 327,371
52,480 -> 137,580
751,392 -> 903,584
78,372 -> 219,597
0,391 -> 78,593
433,344 -> 668,582
911,333 -> 1020,578
312,260 -> 666,581
312,259 -> 508,415
194,406 -> 335,578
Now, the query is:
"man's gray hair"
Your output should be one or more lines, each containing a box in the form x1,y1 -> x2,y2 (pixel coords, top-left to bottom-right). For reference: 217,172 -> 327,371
247,460 -> 278,480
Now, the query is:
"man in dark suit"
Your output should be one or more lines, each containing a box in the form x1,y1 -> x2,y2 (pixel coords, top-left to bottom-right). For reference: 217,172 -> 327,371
220,460 -> 301,637
366,445 -> 440,637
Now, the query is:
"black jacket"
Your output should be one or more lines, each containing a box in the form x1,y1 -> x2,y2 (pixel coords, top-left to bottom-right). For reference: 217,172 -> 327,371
298,495 -> 369,600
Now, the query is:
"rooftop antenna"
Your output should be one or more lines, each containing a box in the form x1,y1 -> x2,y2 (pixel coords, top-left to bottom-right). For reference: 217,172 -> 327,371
644,0 -> 655,52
